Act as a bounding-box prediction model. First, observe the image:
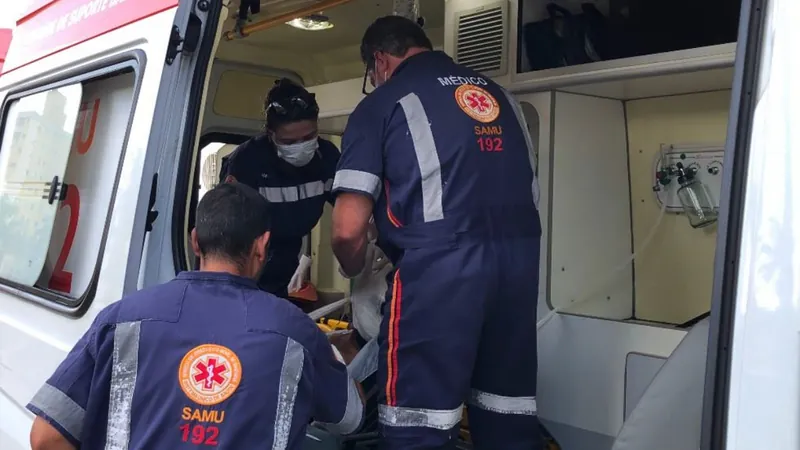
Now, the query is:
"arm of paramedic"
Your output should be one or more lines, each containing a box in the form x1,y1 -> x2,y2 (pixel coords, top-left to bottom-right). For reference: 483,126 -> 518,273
311,328 -> 365,434
28,317 -> 106,450
222,146 -> 248,184
324,141 -> 341,206
30,419 -> 74,450
332,194 -> 373,276
331,105 -> 382,276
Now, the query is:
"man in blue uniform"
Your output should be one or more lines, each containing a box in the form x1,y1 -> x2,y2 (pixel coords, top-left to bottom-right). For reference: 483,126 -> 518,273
221,78 -> 339,299
28,183 -> 362,450
331,16 -> 543,449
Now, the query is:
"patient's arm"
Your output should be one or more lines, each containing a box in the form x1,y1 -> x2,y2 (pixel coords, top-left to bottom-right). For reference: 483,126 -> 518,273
329,331 -> 361,365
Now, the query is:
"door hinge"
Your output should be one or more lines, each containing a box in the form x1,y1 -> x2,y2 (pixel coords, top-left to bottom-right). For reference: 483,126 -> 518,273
166,13 -> 203,65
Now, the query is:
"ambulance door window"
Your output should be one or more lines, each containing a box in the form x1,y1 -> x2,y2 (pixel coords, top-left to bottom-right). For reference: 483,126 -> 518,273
0,85 -> 83,286
0,69 -> 137,304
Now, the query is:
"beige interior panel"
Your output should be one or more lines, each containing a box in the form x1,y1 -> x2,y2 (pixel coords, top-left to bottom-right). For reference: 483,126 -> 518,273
311,134 -> 349,296
626,90 -> 731,323
214,70 -> 280,120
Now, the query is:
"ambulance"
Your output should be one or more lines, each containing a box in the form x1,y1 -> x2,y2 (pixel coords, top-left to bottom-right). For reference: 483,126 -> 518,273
0,0 -> 794,448
0,28 -> 11,73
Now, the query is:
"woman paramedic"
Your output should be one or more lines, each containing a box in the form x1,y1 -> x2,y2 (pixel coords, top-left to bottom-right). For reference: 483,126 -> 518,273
220,78 -> 339,300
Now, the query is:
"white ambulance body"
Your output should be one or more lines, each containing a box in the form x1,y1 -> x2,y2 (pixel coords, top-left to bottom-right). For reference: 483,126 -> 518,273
0,0 -> 795,449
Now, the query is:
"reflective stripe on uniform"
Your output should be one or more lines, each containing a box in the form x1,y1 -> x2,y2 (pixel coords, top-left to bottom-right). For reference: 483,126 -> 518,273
502,89 -> 541,209
272,337 -> 305,450
398,93 -> 444,223
105,321 -> 142,450
468,389 -> 537,416
29,383 -> 86,443
378,404 -> 463,430
332,169 -> 382,200
258,179 -> 332,203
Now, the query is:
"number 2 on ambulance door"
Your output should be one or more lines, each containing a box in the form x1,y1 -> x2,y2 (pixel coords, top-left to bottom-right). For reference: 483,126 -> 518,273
47,98 -> 100,294
477,136 -> 503,152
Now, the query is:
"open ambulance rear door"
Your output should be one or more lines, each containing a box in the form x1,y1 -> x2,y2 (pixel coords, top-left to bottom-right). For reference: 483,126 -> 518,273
0,1 -> 224,448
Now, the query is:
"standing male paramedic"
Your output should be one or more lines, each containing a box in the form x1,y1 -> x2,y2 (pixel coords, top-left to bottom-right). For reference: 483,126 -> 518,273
221,78 -> 339,298
330,15 -> 543,449
27,183 -> 362,450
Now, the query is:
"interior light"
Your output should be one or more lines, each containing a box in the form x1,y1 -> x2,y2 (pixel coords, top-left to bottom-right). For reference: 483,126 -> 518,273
286,14 -> 334,31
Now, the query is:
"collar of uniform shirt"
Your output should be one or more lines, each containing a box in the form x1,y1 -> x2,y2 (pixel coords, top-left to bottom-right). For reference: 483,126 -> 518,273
391,50 -> 449,78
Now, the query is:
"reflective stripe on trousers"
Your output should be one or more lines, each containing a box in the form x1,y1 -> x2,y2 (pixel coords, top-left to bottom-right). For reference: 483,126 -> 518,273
377,391 -> 537,431
468,389 -> 537,416
378,404 -> 463,430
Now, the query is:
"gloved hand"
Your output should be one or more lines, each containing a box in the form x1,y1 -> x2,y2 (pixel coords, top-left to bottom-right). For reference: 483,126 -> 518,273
288,254 -> 312,294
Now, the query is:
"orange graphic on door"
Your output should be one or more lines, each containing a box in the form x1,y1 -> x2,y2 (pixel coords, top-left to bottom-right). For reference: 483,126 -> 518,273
455,84 -> 500,123
178,344 -> 242,406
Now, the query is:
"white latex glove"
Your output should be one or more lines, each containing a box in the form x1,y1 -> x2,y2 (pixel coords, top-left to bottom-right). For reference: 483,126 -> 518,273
288,254 -> 312,294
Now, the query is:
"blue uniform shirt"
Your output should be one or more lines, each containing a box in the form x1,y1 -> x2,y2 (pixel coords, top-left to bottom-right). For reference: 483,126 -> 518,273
26,271 -> 362,449
333,51 -> 540,259
222,136 -> 340,295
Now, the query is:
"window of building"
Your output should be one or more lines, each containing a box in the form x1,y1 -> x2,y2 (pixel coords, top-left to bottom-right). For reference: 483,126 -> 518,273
0,69 -> 137,304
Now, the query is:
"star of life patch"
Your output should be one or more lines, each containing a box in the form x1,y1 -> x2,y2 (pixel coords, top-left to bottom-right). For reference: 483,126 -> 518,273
178,344 -> 242,406
454,84 -> 500,123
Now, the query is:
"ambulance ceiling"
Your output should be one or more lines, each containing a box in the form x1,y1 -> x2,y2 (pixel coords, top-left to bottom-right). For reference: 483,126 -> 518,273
223,0 -> 443,51
217,0 -> 445,85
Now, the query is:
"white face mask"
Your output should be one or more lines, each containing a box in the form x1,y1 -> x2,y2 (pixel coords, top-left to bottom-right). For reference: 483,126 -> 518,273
275,138 -> 318,167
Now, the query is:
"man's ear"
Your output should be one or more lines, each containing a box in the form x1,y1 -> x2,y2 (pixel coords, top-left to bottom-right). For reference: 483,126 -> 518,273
254,231 -> 271,262
191,228 -> 201,257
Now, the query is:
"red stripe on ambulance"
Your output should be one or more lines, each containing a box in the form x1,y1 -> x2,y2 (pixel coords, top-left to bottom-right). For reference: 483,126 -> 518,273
0,29 -> 11,73
4,0 -> 179,73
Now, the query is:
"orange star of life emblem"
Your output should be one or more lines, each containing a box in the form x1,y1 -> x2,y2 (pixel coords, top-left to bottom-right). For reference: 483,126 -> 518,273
454,84 -> 500,123
178,344 -> 242,406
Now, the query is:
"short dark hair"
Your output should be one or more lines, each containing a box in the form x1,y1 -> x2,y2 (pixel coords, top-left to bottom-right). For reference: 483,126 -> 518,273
195,183 -> 271,268
360,15 -> 433,65
264,78 -> 319,130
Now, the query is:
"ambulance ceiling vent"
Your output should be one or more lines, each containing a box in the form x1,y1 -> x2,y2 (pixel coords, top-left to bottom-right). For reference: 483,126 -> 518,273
454,2 -> 508,78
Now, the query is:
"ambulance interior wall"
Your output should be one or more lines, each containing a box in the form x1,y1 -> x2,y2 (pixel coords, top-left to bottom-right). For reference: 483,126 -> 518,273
548,91 -> 634,320
625,90 -> 730,324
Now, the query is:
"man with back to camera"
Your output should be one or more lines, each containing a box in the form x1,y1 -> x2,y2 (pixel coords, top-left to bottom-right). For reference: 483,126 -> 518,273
221,78 -> 340,299
27,183 -> 363,450
330,15 -> 544,449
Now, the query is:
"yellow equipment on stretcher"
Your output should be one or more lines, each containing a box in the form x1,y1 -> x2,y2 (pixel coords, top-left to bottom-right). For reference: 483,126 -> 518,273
316,317 -> 350,333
